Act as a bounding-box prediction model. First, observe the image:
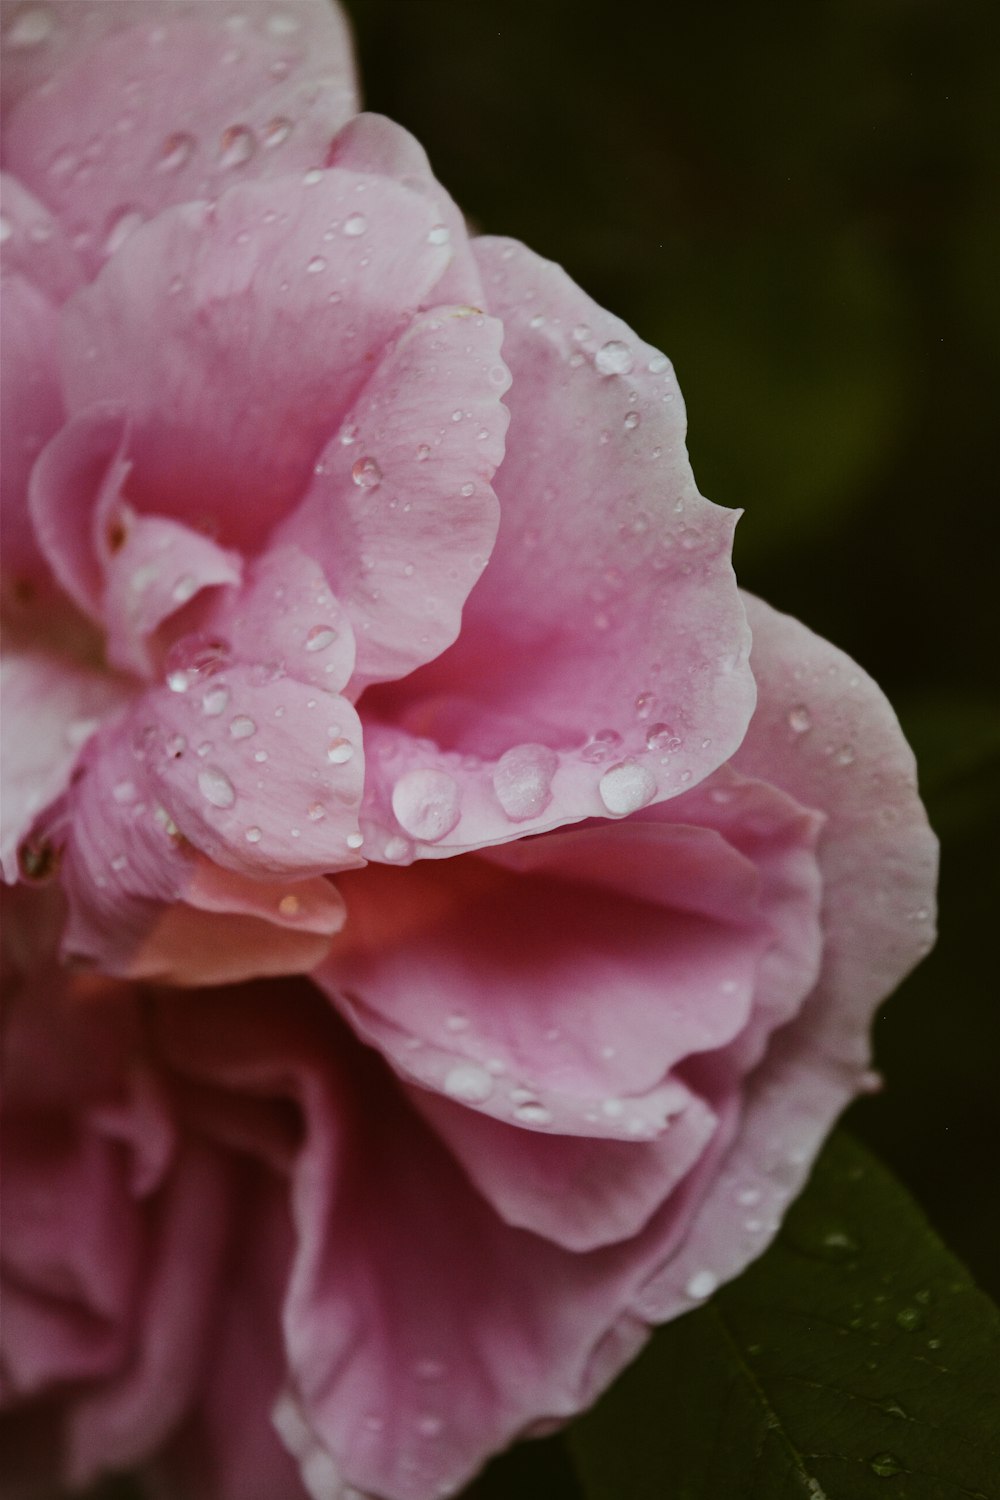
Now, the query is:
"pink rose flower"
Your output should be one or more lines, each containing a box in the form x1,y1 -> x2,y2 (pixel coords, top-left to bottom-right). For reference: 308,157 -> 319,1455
1,3 -> 938,1498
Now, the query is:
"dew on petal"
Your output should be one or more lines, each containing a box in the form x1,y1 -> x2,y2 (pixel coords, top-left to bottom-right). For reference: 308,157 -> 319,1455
645,722 -> 682,753
492,743 -> 558,821
595,339 -> 634,376
351,456 -> 382,489
261,116 -> 292,148
392,769 -> 462,842
382,835 -> 411,862
326,737 -> 354,765
623,410 -> 641,430
201,685 -> 230,717
580,728 -> 623,764
442,1064 -> 494,1103
306,255 -> 326,274
171,573 -> 197,604
244,825 -> 262,843
342,212 -> 367,237
599,759 -> 657,815
217,124 -> 256,169
305,625 -> 337,652
788,704 -> 812,734
278,893 -> 301,917
427,224 -> 450,246
5,5 -> 54,48
229,715 -> 256,740
197,766 -> 236,809
155,131 -> 195,173
513,1102 -> 553,1126
685,1270 -> 718,1300
346,831 -> 365,849
104,207 -> 144,257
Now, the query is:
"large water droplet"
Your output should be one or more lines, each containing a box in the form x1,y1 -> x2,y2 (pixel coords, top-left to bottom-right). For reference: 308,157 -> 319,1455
342,212 -> 367,237
443,1063 -> 494,1103
305,625 -> 337,653
306,255 -> 326,274
685,1270 -> 718,1299
427,224 -> 450,245
326,737 -> 354,765
392,769 -> 462,842
229,715 -> 256,740
197,765 -> 236,809
599,760 -> 657,815
245,825 -> 262,843
645,722 -> 682,753
6,5 -> 54,47
201,684 -> 230,717
218,124 -> 256,169
492,743 -> 558,821
595,339 -> 634,376
155,131 -> 195,173
164,634 -> 230,692
580,728 -> 623,764
351,456 -> 382,489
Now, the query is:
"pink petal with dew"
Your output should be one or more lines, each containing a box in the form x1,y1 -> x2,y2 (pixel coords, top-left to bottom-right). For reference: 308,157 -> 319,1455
0,173 -> 83,302
0,647 -> 128,880
276,306 -> 508,689
632,595 -> 939,1324
1,0 -> 357,119
3,3 -> 357,276
60,172 -> 461,550
319,779 -> 822,1143
358,237 -> 755,854
0,273 -> 64,588
327,114 -> 483,306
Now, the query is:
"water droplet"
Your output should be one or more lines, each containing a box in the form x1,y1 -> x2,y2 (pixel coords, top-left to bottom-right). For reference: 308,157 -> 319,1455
834,743 -> 856,767
164,634 -> 230,692
573,323 -> 591,342
197,765 -> 235,809
166,734 -> 187,759
645,722 -> 682,753
492,743 -> 558,821
261,116 -> 292,148
416,1414 -> 443,1438
392,769 -> 462,842
788,703 -> 812,734
254,749 -> 268,763
277,894 -> 300,917
218,124 -> 255,169
346,831 -> 365,849
685,1270 -> 718,1300
599,760 -> 657,815
648,353 -> 670,373
266,9 -> 300,34
351,456 -> 382,489
415,443 -> 431,462
895,1305 -> 922,1331
382,834 -> 411,862
342,212 -> 367,237
737,1187 -> 762,1207
155,131 -> 195,173
305,624 -> 337,652
427,224 -> 450,245
171,573 -> 197,604
306,254 -> 326,274
443,1063 -> 494,1103
326,737 -> 354,765
869,1453 -> 903,1479
580,728 -> 623,763
104,206 -> 144,257
595,339 -> 634,376
634,692 -> 655,720
460,482 -> 475,497
819,1229 -> 861,1261
514,1102 -> 553,1126
6,5 -> 54,47
201,684 -> 230,717
229,715 -> 256,740
112,780 -> 138,805
623,410 -> 641,430
445,1013 -> 470,1033
301,168 -> 324,186
245,825 -> 262,843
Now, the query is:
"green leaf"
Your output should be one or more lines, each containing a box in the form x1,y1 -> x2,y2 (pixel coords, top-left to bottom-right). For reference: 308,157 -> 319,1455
568,1131 -> 1000,1500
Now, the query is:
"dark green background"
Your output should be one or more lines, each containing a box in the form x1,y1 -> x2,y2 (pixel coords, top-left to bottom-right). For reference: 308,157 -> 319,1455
342,0 -> 1000,1297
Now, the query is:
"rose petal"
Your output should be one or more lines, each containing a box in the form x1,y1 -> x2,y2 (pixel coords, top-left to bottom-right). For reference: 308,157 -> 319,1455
0,273 -> 64,589
632,595 -> 939,1322
358,237 -> 755,854
276,306 -> 508,689
4,3 -> 357,276
61,172 -> 461,550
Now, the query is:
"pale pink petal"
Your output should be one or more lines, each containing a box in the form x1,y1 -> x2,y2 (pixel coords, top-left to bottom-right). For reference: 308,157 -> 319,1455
0,647 -> 128,880
358,237 -> 755,855
316,798 -> 821,1140
0,273 -> 64,588
632,595 -> 939,1323
61,173 -> 462,550
327,114 -> 482,305
410,1086 -> 718,1253
4,5 -> 357,275
275,306 -> 508,688
0,173 -> 83,302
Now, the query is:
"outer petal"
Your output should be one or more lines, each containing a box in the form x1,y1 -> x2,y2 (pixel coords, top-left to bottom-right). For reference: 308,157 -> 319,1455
61,173 -> 462,550
358,237 -> 755,855
275,305 -> 508,689
3,3 -> 357,274
632,595 -> 939,1323
0,646 -> 128,879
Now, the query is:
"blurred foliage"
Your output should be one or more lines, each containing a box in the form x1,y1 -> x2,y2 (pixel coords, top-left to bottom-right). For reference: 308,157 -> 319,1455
342,0 -> 1000,1302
